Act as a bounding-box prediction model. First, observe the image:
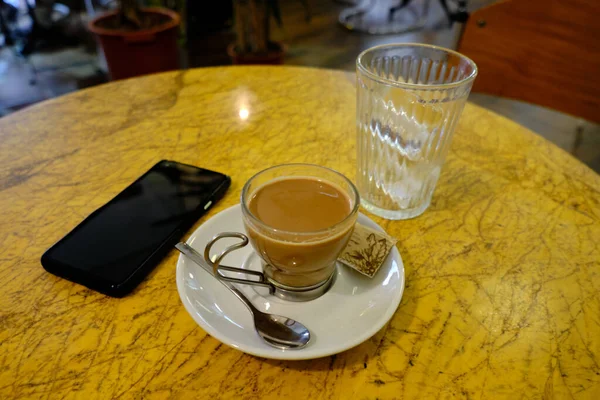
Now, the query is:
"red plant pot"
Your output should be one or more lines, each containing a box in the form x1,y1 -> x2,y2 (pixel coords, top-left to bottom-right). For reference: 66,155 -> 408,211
89,8 -> 180,80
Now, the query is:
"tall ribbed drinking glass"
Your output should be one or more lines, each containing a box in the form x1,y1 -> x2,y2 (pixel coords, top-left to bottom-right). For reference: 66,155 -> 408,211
356,44 -> 477,219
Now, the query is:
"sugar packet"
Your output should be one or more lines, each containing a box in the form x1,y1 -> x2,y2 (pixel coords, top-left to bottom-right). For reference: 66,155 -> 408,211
338,224 -> 398,278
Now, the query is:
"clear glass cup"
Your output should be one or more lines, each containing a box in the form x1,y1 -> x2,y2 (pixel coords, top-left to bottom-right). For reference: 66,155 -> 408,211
356,43 -> 477,219
241,164 -> 359,291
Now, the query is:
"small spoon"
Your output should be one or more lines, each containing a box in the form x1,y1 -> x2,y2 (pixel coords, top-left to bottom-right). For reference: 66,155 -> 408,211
175,242 -> 311,350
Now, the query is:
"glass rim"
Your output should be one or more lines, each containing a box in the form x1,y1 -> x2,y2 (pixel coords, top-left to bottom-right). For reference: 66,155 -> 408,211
241,163 -> 360,237
356,43 -> 478,90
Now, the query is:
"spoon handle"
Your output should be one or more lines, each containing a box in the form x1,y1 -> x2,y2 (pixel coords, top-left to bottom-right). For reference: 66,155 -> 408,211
222,281 -> 261,314
175,242 -> 260,315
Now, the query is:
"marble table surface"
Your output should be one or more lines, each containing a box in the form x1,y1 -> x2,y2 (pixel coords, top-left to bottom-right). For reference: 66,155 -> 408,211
0,66 -> 598,399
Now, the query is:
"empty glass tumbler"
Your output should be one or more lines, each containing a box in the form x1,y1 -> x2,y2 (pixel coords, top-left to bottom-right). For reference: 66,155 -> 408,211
356,44 -> 477,219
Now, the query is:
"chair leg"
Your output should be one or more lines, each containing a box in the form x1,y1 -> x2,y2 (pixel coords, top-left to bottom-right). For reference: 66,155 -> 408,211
26,56 -> 38,85
0,0 -> 15,46
389,0 -> 411,21
572,123 -> 584,155
333,0 -> 360,5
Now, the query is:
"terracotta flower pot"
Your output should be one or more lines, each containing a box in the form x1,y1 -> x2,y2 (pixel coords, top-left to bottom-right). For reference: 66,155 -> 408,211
89,8 -> 180,80
227,42 -> 285,65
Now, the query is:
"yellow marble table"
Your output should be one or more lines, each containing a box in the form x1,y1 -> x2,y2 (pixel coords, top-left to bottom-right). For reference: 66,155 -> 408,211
0,66 -> 599,399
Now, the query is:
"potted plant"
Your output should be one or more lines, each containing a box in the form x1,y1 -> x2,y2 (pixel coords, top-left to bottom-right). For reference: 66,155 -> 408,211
88,0 -> 180,80
228,0 -> 310,65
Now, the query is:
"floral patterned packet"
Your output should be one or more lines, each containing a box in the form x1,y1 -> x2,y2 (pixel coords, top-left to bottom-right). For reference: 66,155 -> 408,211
338,224 -> 398,278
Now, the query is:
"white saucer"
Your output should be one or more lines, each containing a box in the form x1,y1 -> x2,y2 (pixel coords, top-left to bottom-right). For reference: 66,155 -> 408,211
176,205 -> 405,360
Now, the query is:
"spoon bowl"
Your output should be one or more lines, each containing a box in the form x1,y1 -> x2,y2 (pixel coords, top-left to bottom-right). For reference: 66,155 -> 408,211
255,313 -> 311,349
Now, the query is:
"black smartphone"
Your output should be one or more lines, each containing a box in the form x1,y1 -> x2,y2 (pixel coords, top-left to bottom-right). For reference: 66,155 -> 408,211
41,160 -> 231,297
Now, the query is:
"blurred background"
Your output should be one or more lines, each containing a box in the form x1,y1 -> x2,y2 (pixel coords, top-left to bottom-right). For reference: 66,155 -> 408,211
0,0 -> 598,171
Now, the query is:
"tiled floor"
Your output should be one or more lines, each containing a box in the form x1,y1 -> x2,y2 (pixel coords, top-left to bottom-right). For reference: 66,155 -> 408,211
0,46 -> 106,114
0,0 -> 598,172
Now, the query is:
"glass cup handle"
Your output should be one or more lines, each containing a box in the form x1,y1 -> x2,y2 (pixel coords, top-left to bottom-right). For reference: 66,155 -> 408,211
204,232 -> 275,294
